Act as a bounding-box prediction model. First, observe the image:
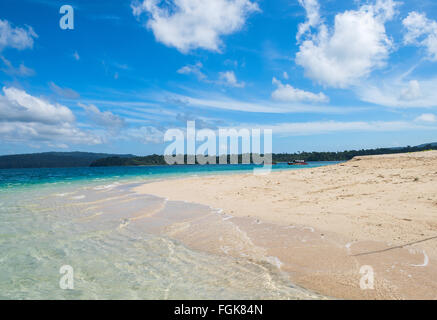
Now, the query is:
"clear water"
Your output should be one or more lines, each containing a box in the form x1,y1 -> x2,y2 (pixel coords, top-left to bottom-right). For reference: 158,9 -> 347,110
0,163 -> 337,299
0,162 -> 339,191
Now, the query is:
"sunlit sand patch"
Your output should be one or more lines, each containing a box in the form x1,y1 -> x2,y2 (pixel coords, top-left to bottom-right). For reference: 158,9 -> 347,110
345,240 -> 437,298
134,198 -> 437,299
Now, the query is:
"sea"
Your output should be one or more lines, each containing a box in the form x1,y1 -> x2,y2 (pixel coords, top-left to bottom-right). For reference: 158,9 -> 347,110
0,162 -> 338,299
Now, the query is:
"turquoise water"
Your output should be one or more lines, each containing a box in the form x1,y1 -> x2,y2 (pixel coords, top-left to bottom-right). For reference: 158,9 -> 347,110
0,163 -> 337,299
0,162 -> 339,191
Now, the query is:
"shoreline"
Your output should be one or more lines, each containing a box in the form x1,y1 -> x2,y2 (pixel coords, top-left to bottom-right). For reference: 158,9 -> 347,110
134,151 -> 437,299
0,161 -> 338,192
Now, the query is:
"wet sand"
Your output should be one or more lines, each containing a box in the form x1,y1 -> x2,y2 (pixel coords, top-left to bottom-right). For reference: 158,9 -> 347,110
134,151 -> 437,299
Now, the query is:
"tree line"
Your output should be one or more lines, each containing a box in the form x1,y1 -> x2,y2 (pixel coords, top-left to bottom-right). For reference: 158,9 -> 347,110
90,144 -> 437,166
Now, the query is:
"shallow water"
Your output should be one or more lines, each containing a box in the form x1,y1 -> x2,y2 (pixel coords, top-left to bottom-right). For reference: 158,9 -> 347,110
0,162 -> 340,191
0,182 -> 324,299
0,164 -> 336,299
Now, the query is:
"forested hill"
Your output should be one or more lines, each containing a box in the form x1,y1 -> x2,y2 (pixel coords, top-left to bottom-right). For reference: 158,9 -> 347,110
0,152 -> 134,169
272,144 -> 437,162
90,144 -> 437,167
90,155 -> 167,167
1,144 -> 436,169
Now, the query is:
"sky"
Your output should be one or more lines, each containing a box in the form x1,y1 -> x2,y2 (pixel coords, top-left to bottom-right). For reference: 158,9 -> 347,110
0,0 -> 437,156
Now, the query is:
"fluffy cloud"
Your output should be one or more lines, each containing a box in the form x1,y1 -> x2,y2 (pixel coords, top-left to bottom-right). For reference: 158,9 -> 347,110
78,103 -> 126,130
177,62 -> 207,81
271,77 -> 328,103
415,113 -> 436,123
218,70 -> 245,88
0,19 -> 37,51
295,0 -> 397,88
0,122 -> 102,145
296,0 -> 321,41
0,87 -> 101,145
403,12 -> 437,61
0,87 -> 75,124
131,0 -> 259,53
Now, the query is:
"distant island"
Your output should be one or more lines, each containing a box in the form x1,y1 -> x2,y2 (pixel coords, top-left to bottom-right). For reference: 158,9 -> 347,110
1,144 -> 435,169
0,152 -> 134,169
90,143 -> 437,167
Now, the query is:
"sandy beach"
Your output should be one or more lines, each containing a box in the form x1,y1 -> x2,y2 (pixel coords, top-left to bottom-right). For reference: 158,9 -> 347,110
135,151 -> 437,299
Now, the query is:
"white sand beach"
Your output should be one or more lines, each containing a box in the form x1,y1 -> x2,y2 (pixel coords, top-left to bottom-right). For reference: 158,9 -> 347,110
135,151 -> 437,299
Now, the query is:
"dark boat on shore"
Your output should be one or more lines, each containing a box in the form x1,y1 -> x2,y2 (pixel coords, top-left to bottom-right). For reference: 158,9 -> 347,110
288,160 -> 308,165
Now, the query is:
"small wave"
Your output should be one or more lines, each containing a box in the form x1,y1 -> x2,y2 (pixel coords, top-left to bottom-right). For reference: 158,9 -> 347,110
93,183 -> 120,190
266,256 -> 283,269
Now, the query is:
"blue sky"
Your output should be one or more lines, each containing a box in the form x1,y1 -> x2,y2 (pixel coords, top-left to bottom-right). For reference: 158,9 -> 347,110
0,0 -> 437,155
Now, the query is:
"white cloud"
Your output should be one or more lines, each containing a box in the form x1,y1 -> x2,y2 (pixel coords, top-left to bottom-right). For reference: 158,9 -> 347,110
283,71 -> 289,80
218,70 -> 245,88
271,77 -> 329,103
415,113 -> 436,123
125,126 -> 164,144
0,19 -> 37,51
177,62 -> 207,80
357,77 -> 437,108
296,0 -> 321,41
0,56 -> 35,77
131,0 -> 259,53
295,0 -> 397,88
49,82 -> 80,99
178,64 -> 245,87
0,121 -> 102,145
78,103 -> 126,130
167,92 -> 358,114
400,80 -> 421,101
113,119 -> 437,143
0,87 -> 101,145
403,11 -> 437,61
0,87 -> 75,124
73,51 -> 80,61
236,119 -> 436,137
